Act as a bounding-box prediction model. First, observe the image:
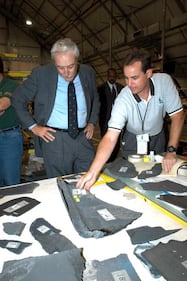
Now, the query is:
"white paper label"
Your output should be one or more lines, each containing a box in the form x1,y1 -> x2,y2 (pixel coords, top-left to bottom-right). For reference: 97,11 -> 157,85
4,200 -> 29,213
97,208 -> 115,221
112,269 -> 131,281
137,134 -> 148,155
37,225 -> 50,234
6,241 -> 20,249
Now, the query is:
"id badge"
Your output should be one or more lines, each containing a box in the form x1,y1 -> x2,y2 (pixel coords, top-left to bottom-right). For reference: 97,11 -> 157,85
136,133 -> 149,155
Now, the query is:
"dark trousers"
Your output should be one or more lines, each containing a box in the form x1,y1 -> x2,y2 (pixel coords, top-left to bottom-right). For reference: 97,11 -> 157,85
122,129 -> 166,159
41,131 -> 95,178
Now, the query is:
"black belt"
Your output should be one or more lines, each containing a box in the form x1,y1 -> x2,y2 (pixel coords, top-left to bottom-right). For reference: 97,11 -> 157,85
0,125 -> 20,133
47,126 -> 85,133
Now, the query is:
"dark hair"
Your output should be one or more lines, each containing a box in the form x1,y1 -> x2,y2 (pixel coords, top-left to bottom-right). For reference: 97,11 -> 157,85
124,49 -> 151,73
0,57 -> 4,73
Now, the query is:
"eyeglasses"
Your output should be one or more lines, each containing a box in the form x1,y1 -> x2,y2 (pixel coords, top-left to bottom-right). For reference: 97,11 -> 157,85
55,63 -> 77,71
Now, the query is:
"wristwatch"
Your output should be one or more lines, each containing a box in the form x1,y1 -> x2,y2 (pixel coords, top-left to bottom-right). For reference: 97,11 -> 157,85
167,146 -> 177,153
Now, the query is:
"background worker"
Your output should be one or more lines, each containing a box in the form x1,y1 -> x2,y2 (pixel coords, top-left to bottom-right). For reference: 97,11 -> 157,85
77,49 -> 184,190
13,38 -> 100,178
98,68 -> 124,162
0,57 -> 23,187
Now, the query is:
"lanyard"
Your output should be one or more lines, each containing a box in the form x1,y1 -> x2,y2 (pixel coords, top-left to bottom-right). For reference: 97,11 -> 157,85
137,101 -> 149,133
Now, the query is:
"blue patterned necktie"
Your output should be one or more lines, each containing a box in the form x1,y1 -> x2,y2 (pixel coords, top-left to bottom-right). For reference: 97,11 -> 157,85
68,81 -> 79,139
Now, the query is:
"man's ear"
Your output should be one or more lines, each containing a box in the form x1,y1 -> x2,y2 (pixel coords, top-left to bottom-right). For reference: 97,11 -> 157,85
146,69 -> 153,78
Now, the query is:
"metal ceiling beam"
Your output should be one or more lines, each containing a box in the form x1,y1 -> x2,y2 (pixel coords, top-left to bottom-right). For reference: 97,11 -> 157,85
174,0 -> 186,12
19,0 -> 59,36
0,3 -> 53,52
42,0 -> 111,81
98,0 -> 127,70
45,0 -> 103,44
112,0 -> 138,31
0,0 -> 187,80
14,0 -> 25,17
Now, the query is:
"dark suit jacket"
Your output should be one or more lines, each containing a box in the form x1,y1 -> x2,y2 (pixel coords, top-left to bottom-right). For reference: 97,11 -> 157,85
98,81 -> 124,136
12,63 -> 100,155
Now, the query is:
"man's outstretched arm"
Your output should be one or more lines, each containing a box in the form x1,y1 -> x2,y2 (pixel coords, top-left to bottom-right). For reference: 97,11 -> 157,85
76,129 -> 120,190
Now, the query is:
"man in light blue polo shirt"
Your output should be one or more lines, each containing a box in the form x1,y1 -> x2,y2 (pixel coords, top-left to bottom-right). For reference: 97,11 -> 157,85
77,49 -> 185,190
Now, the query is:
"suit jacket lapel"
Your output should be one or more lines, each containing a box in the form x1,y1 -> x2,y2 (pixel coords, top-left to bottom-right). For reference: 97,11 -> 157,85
45,65 -> 58,123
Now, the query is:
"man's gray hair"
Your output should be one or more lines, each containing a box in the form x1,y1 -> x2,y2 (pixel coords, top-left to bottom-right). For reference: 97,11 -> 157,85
51,38 -> 80,60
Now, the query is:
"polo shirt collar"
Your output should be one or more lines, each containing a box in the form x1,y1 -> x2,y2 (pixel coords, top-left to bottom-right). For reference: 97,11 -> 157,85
133,78 -> 155,103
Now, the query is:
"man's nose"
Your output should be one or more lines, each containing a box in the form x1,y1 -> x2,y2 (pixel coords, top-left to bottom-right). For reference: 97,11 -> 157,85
127,79 -> 132,87
62,68 -> 69,76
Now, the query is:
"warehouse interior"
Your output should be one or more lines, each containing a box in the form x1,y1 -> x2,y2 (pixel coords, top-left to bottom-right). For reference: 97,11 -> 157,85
0,0 -> 187,181
1,2 -> 187,279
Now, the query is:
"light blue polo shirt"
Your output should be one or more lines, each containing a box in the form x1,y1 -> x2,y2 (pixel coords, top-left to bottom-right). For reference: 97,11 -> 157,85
108,73 -> 183,136
47,74 -> 87,129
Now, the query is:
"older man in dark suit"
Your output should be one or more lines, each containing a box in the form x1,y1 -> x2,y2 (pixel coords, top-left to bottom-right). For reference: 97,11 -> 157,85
12,38 -> 100,178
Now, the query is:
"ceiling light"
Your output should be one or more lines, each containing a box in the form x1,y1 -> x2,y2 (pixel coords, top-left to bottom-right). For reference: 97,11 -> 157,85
26,19 -> 32,26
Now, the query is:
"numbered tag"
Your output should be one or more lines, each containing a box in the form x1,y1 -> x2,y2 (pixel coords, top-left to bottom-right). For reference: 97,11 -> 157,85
112,269 -> 131,281
97,208 -> 115,221
136,133 -> 149,155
